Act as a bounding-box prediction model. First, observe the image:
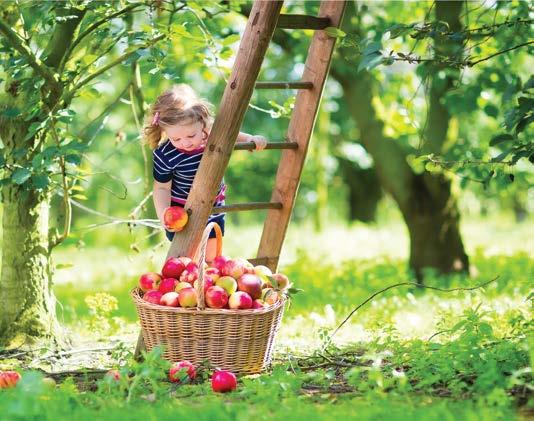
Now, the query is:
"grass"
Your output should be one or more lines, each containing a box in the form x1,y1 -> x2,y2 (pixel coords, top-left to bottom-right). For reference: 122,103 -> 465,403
1,215 -> 532,420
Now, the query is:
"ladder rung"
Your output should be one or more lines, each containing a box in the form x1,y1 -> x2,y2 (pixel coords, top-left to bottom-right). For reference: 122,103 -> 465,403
255,81 -> 313,90
277,14 -> 331,30
212,202 -> 282,214
234,141 -> 298,151
247,257 -> 279,267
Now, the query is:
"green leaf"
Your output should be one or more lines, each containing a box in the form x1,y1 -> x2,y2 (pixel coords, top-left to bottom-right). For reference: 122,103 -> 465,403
325,27 -> 346,38
358,53 -> 384,72
386,23 -> 413,39
489,133 -> 514,146
221,34 -> 241,46
12,168 -> 31,184
478,322 -> 493,336
3,107 -> 21,118
65,154 -> 82,165
31,174 -> 50,190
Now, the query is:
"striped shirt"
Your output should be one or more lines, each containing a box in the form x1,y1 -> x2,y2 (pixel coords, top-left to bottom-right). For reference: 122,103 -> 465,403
152,140 -> 226,217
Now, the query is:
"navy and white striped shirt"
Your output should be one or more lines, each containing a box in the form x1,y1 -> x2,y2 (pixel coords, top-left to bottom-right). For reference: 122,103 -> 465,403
152,140 -> 226,214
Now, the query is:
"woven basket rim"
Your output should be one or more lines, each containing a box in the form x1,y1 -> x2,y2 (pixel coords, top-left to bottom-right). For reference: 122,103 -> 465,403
131,287 -> 285,315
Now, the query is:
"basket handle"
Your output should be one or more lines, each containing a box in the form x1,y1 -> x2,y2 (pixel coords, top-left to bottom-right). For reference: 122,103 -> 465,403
195,222 -> 223,310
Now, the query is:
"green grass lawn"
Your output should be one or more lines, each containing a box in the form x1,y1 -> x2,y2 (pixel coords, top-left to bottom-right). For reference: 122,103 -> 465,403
1,215 -> 532,420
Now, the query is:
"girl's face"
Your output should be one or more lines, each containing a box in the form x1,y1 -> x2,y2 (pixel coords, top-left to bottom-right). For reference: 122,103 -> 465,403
164,121 -> 207,151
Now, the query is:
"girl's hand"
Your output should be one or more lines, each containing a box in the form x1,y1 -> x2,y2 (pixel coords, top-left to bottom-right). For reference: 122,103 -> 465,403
248,135 -> 267,151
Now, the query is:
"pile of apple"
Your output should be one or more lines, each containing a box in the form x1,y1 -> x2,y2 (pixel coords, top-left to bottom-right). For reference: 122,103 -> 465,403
139,255 -> 290,310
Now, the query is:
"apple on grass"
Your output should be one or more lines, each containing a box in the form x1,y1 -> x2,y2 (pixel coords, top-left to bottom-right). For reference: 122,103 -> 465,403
139,272 -> 162,292
161,257 -> 186,279
178,288 -> 198,308
0,371 -> 21,389
161,291 -> 180,307
211,370 -> 237,393
163,206 -> 188,232
228,291 -> 253,310
105,369 -> 121,382
169,361 -> 196,383
205,286 -> 229,309
143,290 -> 163,305
237,274 -> 263,300
158,278 -> 178,294
215,276 -> 238,295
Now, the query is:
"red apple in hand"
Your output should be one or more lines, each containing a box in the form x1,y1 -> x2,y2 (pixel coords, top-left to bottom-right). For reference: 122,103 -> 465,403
143,290 -> 163,305
169,361 -> 196,383
139,272 -> 162,292
0,371 -> 21,389
163,206 -> 188,232
211,370 -> 237,393
228,291 -> 253,309
161,257 -> 186,279
205,286 -> 229,309
237,274 -> 263,300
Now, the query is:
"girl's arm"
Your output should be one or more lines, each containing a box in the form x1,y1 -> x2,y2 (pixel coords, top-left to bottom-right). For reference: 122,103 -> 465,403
153,180 -> 172,226
236,131 -> 267,150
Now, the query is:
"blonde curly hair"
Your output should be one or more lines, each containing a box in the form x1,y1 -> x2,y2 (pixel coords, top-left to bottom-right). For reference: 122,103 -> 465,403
143,84 -> 214,149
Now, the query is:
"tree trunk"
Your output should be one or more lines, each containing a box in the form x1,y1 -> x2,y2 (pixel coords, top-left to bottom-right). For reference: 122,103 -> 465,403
0,183 -> 64,347
333,2 -> 469,281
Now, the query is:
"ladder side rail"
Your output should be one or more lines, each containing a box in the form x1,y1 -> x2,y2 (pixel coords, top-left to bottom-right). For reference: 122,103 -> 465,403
256,0 -> 347,272
166,0 -> 284,259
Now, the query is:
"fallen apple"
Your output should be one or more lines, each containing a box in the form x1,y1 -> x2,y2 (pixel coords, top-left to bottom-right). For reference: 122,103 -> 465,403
211,370 -> 237,393
169,360 -> 196,383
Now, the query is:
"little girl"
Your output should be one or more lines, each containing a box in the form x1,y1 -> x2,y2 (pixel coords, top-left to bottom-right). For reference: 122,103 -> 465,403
143,84 -> 267,262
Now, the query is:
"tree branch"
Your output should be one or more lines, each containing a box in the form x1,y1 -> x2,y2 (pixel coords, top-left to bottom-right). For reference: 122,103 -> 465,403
0,17 -> 60,90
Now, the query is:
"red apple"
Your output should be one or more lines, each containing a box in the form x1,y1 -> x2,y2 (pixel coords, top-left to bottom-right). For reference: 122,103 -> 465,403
193,276 -> 214,293
175,281 -> 192,292
222,258 -> 248,278
105,369 -> 121,381
215,276 -> 238,295
180,262 -> 199,285
161,291 -> 180,307
163,206 -> 188,232
205,267 -> 221,282
272,273 -> 290,290
252,299 -> 266,309
228,291 -> 253,310
0,371 -> 21,389
158,278 -> 178,294
139,272 -> 162,292
237,274 -> 263,300
205,286 -> 229,309
161,257 -> 186,279
143,290 -> 163,305
211,370 -> 237,393
261,288 -> 280,305
178,288 -> 198,308
211,255 -> 229,272
169,360 -> 196,383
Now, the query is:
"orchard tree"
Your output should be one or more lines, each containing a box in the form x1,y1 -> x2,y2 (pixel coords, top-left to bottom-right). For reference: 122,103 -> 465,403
0,0 -> 219,347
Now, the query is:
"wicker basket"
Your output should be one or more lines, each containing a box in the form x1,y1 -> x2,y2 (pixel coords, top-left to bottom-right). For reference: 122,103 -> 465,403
131,222 -> 286,375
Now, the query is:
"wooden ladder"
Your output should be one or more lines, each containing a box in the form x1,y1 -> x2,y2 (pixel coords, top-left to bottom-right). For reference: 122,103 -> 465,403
135,0 -> 346,359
